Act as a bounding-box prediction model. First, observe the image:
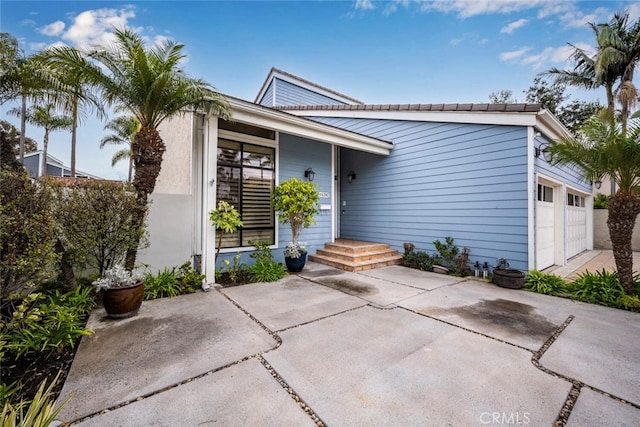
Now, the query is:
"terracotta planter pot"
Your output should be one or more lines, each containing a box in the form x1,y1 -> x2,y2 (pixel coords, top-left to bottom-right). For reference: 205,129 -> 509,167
102,281 -> 144,319
285,252 -> 307,272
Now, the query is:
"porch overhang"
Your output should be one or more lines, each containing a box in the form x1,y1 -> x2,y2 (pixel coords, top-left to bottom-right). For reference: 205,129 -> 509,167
221,96 -> 393,156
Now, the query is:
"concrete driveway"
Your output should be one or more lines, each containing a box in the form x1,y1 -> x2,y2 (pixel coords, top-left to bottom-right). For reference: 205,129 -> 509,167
56,262 -> 640,426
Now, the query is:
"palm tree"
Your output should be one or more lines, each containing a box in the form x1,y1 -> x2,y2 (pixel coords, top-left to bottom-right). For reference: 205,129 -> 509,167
8,103 -> 72,176
593,12 -> 640,127
100,115 -> 139,182
45,27 -> 231,268
0,33 -> 65,164
548,113 -> 640,294
547,12 -> 640,125
35,49 -> 105,177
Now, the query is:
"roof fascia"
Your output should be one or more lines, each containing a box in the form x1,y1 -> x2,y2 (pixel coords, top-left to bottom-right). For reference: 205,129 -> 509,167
254,68 -> 363,106
225,98 -> 392,156
535,109 -> 572,140
285,108 -> 539,127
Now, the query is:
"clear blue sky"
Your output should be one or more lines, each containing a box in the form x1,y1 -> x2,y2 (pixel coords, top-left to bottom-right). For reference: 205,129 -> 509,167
1,0 -> 638,179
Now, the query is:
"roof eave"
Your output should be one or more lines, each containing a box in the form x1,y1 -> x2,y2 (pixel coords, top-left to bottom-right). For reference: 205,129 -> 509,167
222,97 -> 392,156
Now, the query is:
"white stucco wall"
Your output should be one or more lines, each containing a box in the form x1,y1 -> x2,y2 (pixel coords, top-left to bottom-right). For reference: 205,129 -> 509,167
138,112 -> 200,271
155,114 -> 195,195
137,193 -> 195,271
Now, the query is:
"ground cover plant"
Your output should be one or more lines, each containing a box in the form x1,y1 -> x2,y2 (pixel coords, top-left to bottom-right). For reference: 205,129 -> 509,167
524,269 -> 640,312
143,262 -> 204,300
0,286 -> 96,407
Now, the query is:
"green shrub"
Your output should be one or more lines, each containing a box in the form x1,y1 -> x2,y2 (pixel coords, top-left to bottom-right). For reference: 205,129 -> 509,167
1,288 -> 95,361
1,372 -> 69,427
402,243 -> 438,271
249,260 -> 287,283
524,270 -> 568,295
49,179 -> 148,277
0,168 -> 58,299
143,262 -> 204,300
248,241 -> 287,283
593,193 -> 609,209
620,294 -> 640,311
433,237 -> 459,271
569,270 -> 625,306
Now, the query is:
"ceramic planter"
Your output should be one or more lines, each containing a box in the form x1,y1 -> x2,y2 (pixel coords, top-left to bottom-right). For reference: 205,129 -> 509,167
102,281 -> 144,319
285,252 -> 307,272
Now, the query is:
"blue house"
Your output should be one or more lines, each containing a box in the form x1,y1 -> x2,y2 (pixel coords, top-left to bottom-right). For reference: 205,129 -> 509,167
140,68 -> 593,283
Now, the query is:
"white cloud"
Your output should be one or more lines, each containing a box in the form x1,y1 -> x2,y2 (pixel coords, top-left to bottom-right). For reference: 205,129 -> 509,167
501,18 -> 527,34
628,3 -> 640,22
60,6 -> 137,49
355,0 -> 376,11
417,0 -> 548,18
499,47 -> 531,61
506,42 -> 594,70
38,20 -> 65,36
557,7 -> 610,29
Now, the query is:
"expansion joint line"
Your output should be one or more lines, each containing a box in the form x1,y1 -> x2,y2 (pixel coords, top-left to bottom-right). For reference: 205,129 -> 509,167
259,356 -> 327,427
398,306 -> 532,352
220,289 -> 328,425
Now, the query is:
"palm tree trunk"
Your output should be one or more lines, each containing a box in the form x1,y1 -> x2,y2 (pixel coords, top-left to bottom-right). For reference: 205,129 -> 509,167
70,99 -> 78,177
606,84 -> 615,118
41,128 -> 49,177
607,191 -> 640,294
19,95 -> 26,164
124,126 -> 165,270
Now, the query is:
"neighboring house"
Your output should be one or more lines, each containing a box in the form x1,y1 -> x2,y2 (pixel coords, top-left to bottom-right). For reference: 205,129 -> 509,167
139,68 -> 594,283
21,151 -> 99,179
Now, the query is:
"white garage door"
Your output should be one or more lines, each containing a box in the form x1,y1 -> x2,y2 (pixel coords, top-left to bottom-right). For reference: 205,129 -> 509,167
566,193 -> 587,258
536,184 -> 555,270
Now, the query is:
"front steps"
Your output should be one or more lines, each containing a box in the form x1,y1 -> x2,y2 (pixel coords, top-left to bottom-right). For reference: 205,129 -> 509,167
309,239 -> 402,272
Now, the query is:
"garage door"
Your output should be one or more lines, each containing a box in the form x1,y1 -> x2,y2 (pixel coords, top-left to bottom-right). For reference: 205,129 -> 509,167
566,192 -> 587,258
536,184 -> 555,270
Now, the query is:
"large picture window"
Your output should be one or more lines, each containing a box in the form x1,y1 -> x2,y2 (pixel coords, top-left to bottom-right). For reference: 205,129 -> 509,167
217,138 -> 275,248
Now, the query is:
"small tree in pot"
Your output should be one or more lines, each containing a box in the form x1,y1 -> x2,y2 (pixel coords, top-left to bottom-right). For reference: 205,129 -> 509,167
272,178 -> 320,272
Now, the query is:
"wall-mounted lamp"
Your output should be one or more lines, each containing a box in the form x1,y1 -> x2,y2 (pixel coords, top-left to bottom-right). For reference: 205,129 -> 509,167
304,168 -> 315,182
347,171 -> 356,184
593,179 -> 602,190
535,142 -> 553,163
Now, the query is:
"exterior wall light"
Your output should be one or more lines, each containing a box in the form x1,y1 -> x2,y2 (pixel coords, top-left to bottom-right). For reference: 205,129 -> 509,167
347,171 -> 356,183
594,180 -> 602,189
535,142 -> 553,163
304,168 -> 315,182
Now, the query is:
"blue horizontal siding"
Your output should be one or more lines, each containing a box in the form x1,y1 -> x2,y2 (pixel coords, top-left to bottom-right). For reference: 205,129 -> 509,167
329,117 -> 530,271
276,133 -> 332,262
274,78 -> 348,107
534,134 -> 591,193
258,81 -> 274,107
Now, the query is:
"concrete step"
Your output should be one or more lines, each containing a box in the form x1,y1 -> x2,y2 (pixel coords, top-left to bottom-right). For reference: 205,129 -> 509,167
310,239 -> 402,272
315,248 -> 401,263
308,253 -> 402,273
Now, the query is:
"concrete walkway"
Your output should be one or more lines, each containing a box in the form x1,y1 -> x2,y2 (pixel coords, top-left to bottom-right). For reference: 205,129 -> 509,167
551,249 -> 640,280
56,261 -> 640,426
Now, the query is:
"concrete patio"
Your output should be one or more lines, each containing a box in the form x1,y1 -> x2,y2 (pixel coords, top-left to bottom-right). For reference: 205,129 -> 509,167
55,255 -> 640,426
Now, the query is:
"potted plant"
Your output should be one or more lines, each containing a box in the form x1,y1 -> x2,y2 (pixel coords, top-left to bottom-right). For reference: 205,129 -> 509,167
93,265 -> 144,319
272,177 -> 320,272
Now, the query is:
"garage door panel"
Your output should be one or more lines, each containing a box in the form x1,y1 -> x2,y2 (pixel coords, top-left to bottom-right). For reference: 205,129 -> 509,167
566,204 -> 586,258
536,200 -> 555,270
